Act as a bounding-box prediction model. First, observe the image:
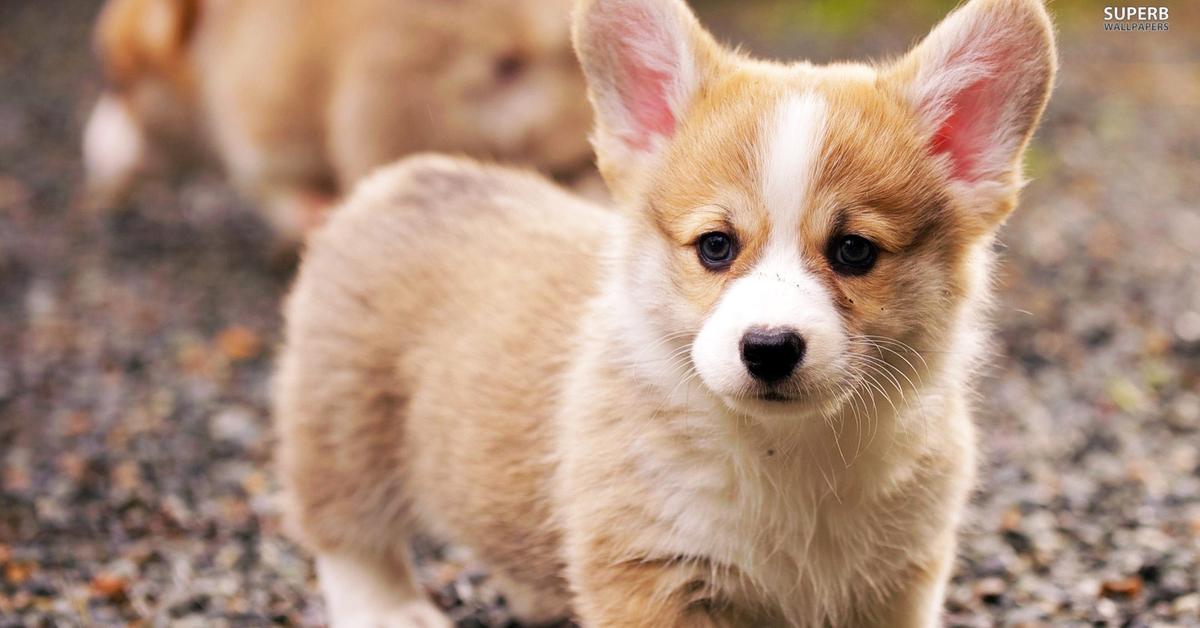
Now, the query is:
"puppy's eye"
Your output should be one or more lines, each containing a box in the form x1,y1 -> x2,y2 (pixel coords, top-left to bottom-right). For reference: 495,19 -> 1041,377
697,232 -> 737,270
829,235 -> 877,275
493,51 -> 528,83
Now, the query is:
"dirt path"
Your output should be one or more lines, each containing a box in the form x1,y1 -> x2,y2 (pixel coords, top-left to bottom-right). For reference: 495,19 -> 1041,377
1,1 -> 1197,625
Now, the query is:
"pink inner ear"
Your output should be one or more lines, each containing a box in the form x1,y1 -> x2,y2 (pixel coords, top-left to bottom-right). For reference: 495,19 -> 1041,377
607,5 -> 678,151
929,77 -> 999,182
926,36 -> 1022,183
620,60 -> 675,150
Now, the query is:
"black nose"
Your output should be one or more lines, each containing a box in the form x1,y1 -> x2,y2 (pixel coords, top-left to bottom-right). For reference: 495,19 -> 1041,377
740,328 -> 805,383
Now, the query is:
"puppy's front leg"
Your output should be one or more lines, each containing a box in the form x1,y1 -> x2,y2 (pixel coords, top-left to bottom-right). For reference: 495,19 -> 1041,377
861,545 -> 955,628
316,551 -> 451,628
570,555 -> 734,628
262,187 -> 335,245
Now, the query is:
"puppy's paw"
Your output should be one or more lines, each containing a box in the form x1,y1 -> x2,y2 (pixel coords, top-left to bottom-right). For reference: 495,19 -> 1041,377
332,600 -> 452,628
318,554 -> 451,628
489,571 -> 570,626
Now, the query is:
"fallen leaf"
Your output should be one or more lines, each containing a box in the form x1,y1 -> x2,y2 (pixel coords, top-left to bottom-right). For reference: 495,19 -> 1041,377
1000,507 -> 1022,531
90,574 -> 128,600
216,326 -> 263,362
241,470 -> 268,496
1100,576 -> 1142,599
5,562 -> 32,584
1106,378 -> 1145,413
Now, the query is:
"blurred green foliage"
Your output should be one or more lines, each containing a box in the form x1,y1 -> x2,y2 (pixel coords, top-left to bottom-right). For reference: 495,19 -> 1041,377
757,0 -> 948,35
694,0 -> 1141,35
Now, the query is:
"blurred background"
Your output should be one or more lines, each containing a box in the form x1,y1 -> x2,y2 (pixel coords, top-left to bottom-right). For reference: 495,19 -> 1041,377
1,0 -> 1197,625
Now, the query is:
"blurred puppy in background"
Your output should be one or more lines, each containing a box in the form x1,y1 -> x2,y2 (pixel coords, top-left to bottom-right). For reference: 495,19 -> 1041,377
83,0 -> 593,249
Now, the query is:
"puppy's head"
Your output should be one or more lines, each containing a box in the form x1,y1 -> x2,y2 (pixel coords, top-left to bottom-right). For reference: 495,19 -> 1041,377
575,0 -> 1055,419
408,0 -> 594,178
84,0 -> 200,206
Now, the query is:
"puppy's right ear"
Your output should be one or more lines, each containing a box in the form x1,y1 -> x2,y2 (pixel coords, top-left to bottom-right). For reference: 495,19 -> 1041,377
573,0 -> 720,201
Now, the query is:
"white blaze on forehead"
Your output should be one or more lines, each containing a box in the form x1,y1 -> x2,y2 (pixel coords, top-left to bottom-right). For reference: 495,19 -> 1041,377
760,92 -> 827,244
691,91 -> 846,404
749,91 -> 835,339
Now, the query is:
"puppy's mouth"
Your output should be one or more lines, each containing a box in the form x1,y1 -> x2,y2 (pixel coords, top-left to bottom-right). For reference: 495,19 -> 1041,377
723,378 -> 847,417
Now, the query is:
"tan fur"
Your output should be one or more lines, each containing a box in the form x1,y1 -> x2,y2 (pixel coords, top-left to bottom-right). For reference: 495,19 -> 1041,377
86,0 -> 593,248
274,1 -> 1056,626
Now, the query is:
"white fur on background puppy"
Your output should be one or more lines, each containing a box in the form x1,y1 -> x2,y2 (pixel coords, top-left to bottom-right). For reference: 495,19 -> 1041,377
82,94 -> 146,206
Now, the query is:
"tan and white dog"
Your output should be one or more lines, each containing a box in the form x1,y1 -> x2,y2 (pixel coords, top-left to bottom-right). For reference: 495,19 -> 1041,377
83,0 -> 593,247
274,0 -> 1055,625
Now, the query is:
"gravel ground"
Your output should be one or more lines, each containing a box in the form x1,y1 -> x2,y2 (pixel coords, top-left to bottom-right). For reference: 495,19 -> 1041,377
1,1 -> 1198,626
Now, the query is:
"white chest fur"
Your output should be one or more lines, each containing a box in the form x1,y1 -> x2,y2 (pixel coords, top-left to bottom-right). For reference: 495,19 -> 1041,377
621,401 -> 965,626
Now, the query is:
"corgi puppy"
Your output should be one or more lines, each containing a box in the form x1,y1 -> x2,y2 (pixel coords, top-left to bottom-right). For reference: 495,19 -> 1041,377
274,0 -> 1055,625
83,0 -> 593,247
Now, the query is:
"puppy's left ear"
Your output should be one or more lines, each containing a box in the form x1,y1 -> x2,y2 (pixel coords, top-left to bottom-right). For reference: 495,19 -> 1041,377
888,0 -> 1056,225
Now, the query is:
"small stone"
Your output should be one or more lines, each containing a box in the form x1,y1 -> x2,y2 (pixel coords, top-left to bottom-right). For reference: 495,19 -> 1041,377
974,577 -> 1007,605
210,406 -> 262,449
1095,597 -> 1119,619
110,460 -> 142,492
1174,593 -> 1200,614
1174,311 -> 1200,343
